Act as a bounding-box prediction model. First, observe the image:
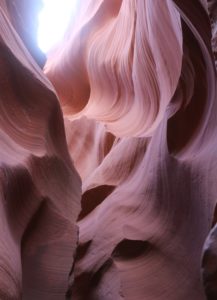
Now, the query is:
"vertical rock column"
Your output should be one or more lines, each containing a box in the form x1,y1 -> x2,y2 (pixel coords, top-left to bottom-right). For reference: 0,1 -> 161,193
0,1 -> 81,299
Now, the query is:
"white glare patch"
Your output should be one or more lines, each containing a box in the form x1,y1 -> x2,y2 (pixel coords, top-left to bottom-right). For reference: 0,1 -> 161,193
37,0 -> 77,53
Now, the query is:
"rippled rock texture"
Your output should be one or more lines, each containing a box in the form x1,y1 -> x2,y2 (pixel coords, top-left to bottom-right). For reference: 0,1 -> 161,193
0,1 -> 81,299
1,0 -> 217,299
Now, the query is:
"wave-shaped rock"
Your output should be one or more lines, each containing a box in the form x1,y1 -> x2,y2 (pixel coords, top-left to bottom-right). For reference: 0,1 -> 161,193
0,1 -> 81,299
1,0 -> 217,299
45,0 -> 182,138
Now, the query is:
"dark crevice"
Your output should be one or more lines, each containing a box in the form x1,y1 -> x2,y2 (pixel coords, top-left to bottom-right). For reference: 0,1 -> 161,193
167,21 -> 207,154
78,185 -> 115,221
112,239 -> 151,260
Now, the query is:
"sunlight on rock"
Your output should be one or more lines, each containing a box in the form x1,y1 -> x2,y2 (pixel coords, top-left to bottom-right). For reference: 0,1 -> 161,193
37,0 -> 78,53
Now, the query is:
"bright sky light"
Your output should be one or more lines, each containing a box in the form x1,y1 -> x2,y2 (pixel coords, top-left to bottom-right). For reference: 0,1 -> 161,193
37,0 -> 78,53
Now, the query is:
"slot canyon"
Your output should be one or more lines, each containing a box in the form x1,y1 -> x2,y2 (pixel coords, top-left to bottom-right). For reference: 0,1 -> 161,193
1,0 -> 217,299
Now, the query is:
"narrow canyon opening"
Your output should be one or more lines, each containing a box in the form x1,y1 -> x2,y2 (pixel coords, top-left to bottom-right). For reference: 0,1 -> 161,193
37,0 -> 78,53
0,1 -> 217,300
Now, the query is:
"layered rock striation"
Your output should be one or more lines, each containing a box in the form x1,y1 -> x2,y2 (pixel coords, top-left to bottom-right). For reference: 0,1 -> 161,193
1,0 -> 217,299
0,1 -> 80,299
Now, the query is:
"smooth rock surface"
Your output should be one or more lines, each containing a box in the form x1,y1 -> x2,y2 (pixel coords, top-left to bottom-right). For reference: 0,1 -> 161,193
1,0 -> 217,299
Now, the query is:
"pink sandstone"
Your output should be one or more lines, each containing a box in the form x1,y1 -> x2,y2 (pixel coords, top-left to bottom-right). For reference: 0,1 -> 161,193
0,1 -> 217,299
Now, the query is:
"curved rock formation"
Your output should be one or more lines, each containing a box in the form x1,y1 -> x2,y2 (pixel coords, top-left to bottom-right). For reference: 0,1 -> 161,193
0,1 -> 81,299
45,0 -> 183,138
1,0 -> 217,299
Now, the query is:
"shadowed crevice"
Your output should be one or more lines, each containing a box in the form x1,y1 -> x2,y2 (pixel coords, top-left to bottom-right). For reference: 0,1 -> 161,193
78,185 -> 115,221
